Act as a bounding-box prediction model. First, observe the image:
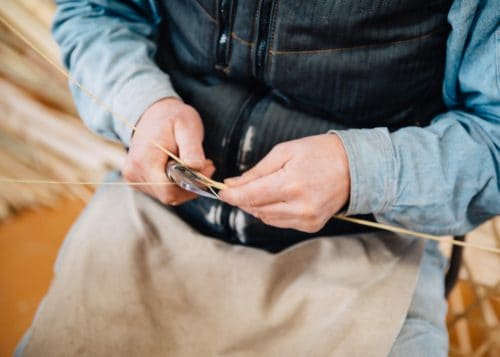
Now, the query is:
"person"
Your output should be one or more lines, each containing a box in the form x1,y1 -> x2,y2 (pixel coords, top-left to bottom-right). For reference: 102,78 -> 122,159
17,0 -> 499,356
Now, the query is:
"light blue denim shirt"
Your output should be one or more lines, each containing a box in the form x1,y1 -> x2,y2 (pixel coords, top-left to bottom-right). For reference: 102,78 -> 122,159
53,0 -> 499,236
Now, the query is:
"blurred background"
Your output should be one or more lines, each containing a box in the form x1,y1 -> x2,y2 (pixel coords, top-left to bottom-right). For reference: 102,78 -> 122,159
0,1 -> 498,356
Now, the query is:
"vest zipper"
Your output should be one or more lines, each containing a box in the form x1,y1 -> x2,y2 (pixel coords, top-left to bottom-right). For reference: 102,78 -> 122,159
220,92 -> 259,244
216,0 -> 235,72
225,91 -> 262,178
220,0 -> 276,241
254,0 -> 276,80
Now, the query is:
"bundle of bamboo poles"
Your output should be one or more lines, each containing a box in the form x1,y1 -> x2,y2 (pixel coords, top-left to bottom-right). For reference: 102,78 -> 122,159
0,0 -> 125,220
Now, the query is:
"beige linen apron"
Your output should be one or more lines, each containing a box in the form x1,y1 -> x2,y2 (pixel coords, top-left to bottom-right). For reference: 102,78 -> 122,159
23,175 -> 424,356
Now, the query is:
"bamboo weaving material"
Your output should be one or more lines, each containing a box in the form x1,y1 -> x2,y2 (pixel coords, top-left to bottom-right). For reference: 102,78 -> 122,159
0,14 -> 499,256
0,178 -> 176,186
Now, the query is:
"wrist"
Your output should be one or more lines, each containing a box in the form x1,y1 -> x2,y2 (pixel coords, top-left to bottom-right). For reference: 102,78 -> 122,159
134,96 -> 185,136
332,128 -> 397,215
325,132 -> 351,211
141,96 -> 184,119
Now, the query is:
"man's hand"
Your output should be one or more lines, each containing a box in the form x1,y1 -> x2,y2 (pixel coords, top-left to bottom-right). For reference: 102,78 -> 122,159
219,134 -> 350,233
122,97 -> 214,205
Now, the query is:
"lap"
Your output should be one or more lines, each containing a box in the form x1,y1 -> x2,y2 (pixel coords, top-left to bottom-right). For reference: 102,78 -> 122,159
19,173 -> 438,357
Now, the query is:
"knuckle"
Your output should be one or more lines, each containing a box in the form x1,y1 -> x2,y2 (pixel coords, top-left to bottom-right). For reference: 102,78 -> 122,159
239,190 -> 256,207
312,217 -> 326,232
244,208 -> 257,218
303,225 -> 318,233
272,143 -> 287,155
122,159 -> 138,180
183,104 -> 196,114
226,190 -> 240,204
299,219 -> 322,233
122,168 -> 133,181
284,182 -> 301,197
182,105 -> 202,121
301,204 -> 317,220
298,225 -> 311,233
158,196 -> 169,205
311,218 -> 323,232
248,196 -> 259,208
259,214 -> 272,225
158,192 -> 176,205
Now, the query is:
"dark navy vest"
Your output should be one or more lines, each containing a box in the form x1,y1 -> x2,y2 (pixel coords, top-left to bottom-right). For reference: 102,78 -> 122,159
154,0 -> 452,250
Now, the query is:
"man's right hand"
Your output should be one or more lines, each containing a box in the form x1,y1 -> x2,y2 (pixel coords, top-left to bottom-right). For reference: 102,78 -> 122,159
122,97 -> 214,205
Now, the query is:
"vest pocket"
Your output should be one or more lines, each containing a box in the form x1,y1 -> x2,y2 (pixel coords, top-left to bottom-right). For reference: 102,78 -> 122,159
265,27 -> 448,127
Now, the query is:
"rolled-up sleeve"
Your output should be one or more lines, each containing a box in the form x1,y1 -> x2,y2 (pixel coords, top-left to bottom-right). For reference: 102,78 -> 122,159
52,0 -> 180,147
335,0 -> 500,235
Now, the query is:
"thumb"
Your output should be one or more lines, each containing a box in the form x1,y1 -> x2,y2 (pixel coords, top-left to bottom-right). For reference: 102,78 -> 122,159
225,144 -> 290,186
174,117 -> 206,169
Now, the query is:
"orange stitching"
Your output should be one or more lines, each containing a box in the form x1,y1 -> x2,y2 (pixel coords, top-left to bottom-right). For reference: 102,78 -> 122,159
231,32 -> 254,47
269,29 -> 442,55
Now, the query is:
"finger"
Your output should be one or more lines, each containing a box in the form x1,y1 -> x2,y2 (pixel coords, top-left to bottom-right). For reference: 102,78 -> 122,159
224,144 -> 291,186
242,200 -> 327,233
149,159 -> 197,204
174,116 -> 206,168
170,190 -> 199,205
246,212 -> 323,233
219,169 -> 288,207
241,201 -> 298,220
156,183 -> 198,205
199,160 -> 216,178
251,215 -> 303,231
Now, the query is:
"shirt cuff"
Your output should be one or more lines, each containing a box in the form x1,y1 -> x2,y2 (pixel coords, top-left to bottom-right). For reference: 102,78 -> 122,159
331,128 -> 398,215
111,70 -> 180,147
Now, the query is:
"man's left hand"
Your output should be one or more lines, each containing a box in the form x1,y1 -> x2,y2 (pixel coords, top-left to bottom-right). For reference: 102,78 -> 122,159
219,134 -> 350,233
